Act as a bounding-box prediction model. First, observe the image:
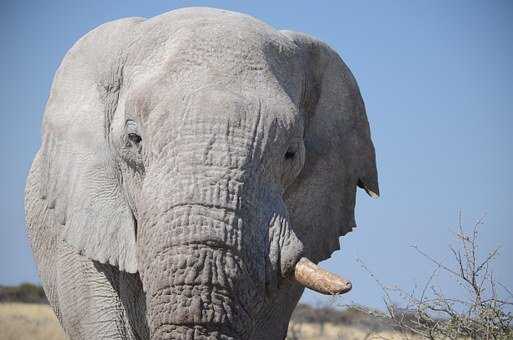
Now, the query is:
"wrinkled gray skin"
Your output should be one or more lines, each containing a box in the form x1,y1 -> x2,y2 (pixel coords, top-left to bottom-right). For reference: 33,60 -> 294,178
25,7 -> 378,340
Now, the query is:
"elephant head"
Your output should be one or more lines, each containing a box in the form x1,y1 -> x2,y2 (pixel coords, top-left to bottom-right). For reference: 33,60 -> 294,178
37,8 -> 378,339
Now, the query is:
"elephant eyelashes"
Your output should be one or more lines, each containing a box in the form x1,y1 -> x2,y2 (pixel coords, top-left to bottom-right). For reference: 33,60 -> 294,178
126,120 -> 142,146
128,133 -> 142,145
122,120 -> 144,169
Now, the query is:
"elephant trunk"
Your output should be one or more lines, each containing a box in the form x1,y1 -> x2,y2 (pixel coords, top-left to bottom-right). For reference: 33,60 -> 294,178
146,244 -> 253,338
139,206 -> 258,339
137,170 -> 270,339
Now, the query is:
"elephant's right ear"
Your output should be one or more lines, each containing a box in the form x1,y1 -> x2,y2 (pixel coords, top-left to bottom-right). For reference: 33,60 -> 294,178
281,30 -> 379,263
36,18 -> 144,273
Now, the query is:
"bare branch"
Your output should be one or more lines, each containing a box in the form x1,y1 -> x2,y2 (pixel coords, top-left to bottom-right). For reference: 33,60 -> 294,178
356,213 -> 512,340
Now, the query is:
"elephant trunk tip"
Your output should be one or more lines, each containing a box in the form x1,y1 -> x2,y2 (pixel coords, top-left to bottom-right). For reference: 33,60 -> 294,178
291,257 -> 352,295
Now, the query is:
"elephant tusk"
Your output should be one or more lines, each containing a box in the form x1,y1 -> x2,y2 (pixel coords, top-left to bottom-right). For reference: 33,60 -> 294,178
291,257 -> 352,295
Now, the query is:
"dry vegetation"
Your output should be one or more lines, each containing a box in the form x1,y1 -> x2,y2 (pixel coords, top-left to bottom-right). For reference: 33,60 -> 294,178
0,303 -> 65,340
358,213 -> 513,340
0,302 -> 415,340
287,321 -> 425,340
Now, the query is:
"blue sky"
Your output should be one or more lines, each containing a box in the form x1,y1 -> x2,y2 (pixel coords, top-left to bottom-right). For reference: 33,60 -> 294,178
1,1 -> 512,309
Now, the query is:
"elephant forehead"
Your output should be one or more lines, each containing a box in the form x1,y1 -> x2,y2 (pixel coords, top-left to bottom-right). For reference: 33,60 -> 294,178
127,9 -> 301,93
183,88 -> 261,130
151,86 -> 298,139
140,7 -> 290,63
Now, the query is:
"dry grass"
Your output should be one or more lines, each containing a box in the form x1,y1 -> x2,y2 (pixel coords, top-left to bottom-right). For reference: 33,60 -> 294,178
0,303 -> 414,340
287,322 -> 427,340
0,303 -> 461,340
0,303 -> 66,340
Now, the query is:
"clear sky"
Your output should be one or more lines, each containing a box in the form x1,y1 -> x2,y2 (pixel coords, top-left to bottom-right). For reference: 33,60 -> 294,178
1,1 -> 512,310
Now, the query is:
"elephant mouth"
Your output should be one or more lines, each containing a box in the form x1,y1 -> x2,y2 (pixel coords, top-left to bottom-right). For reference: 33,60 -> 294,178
265,205 -> 353,296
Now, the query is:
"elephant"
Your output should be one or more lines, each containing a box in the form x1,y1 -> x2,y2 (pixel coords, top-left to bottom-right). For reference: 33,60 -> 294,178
25,7 -> 379,340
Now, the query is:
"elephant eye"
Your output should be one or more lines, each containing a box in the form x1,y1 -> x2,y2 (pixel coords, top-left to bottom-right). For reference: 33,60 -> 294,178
128,133 -> 142,144
284,150 -> 295,160
126,120 -> 142,146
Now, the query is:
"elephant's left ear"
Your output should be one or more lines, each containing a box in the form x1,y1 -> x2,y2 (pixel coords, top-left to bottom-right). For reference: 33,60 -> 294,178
281,30 -> 379,263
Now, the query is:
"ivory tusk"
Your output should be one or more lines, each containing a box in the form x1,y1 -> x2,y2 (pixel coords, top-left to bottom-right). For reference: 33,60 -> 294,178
291,257 -> 352,295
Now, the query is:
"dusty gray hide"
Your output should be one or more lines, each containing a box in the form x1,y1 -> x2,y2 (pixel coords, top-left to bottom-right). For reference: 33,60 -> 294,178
25,7 -> 379,340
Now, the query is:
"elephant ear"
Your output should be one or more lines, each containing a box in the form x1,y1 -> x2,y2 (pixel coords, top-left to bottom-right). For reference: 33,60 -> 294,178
281,30 -> 379,263
37,18 -> 144,273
